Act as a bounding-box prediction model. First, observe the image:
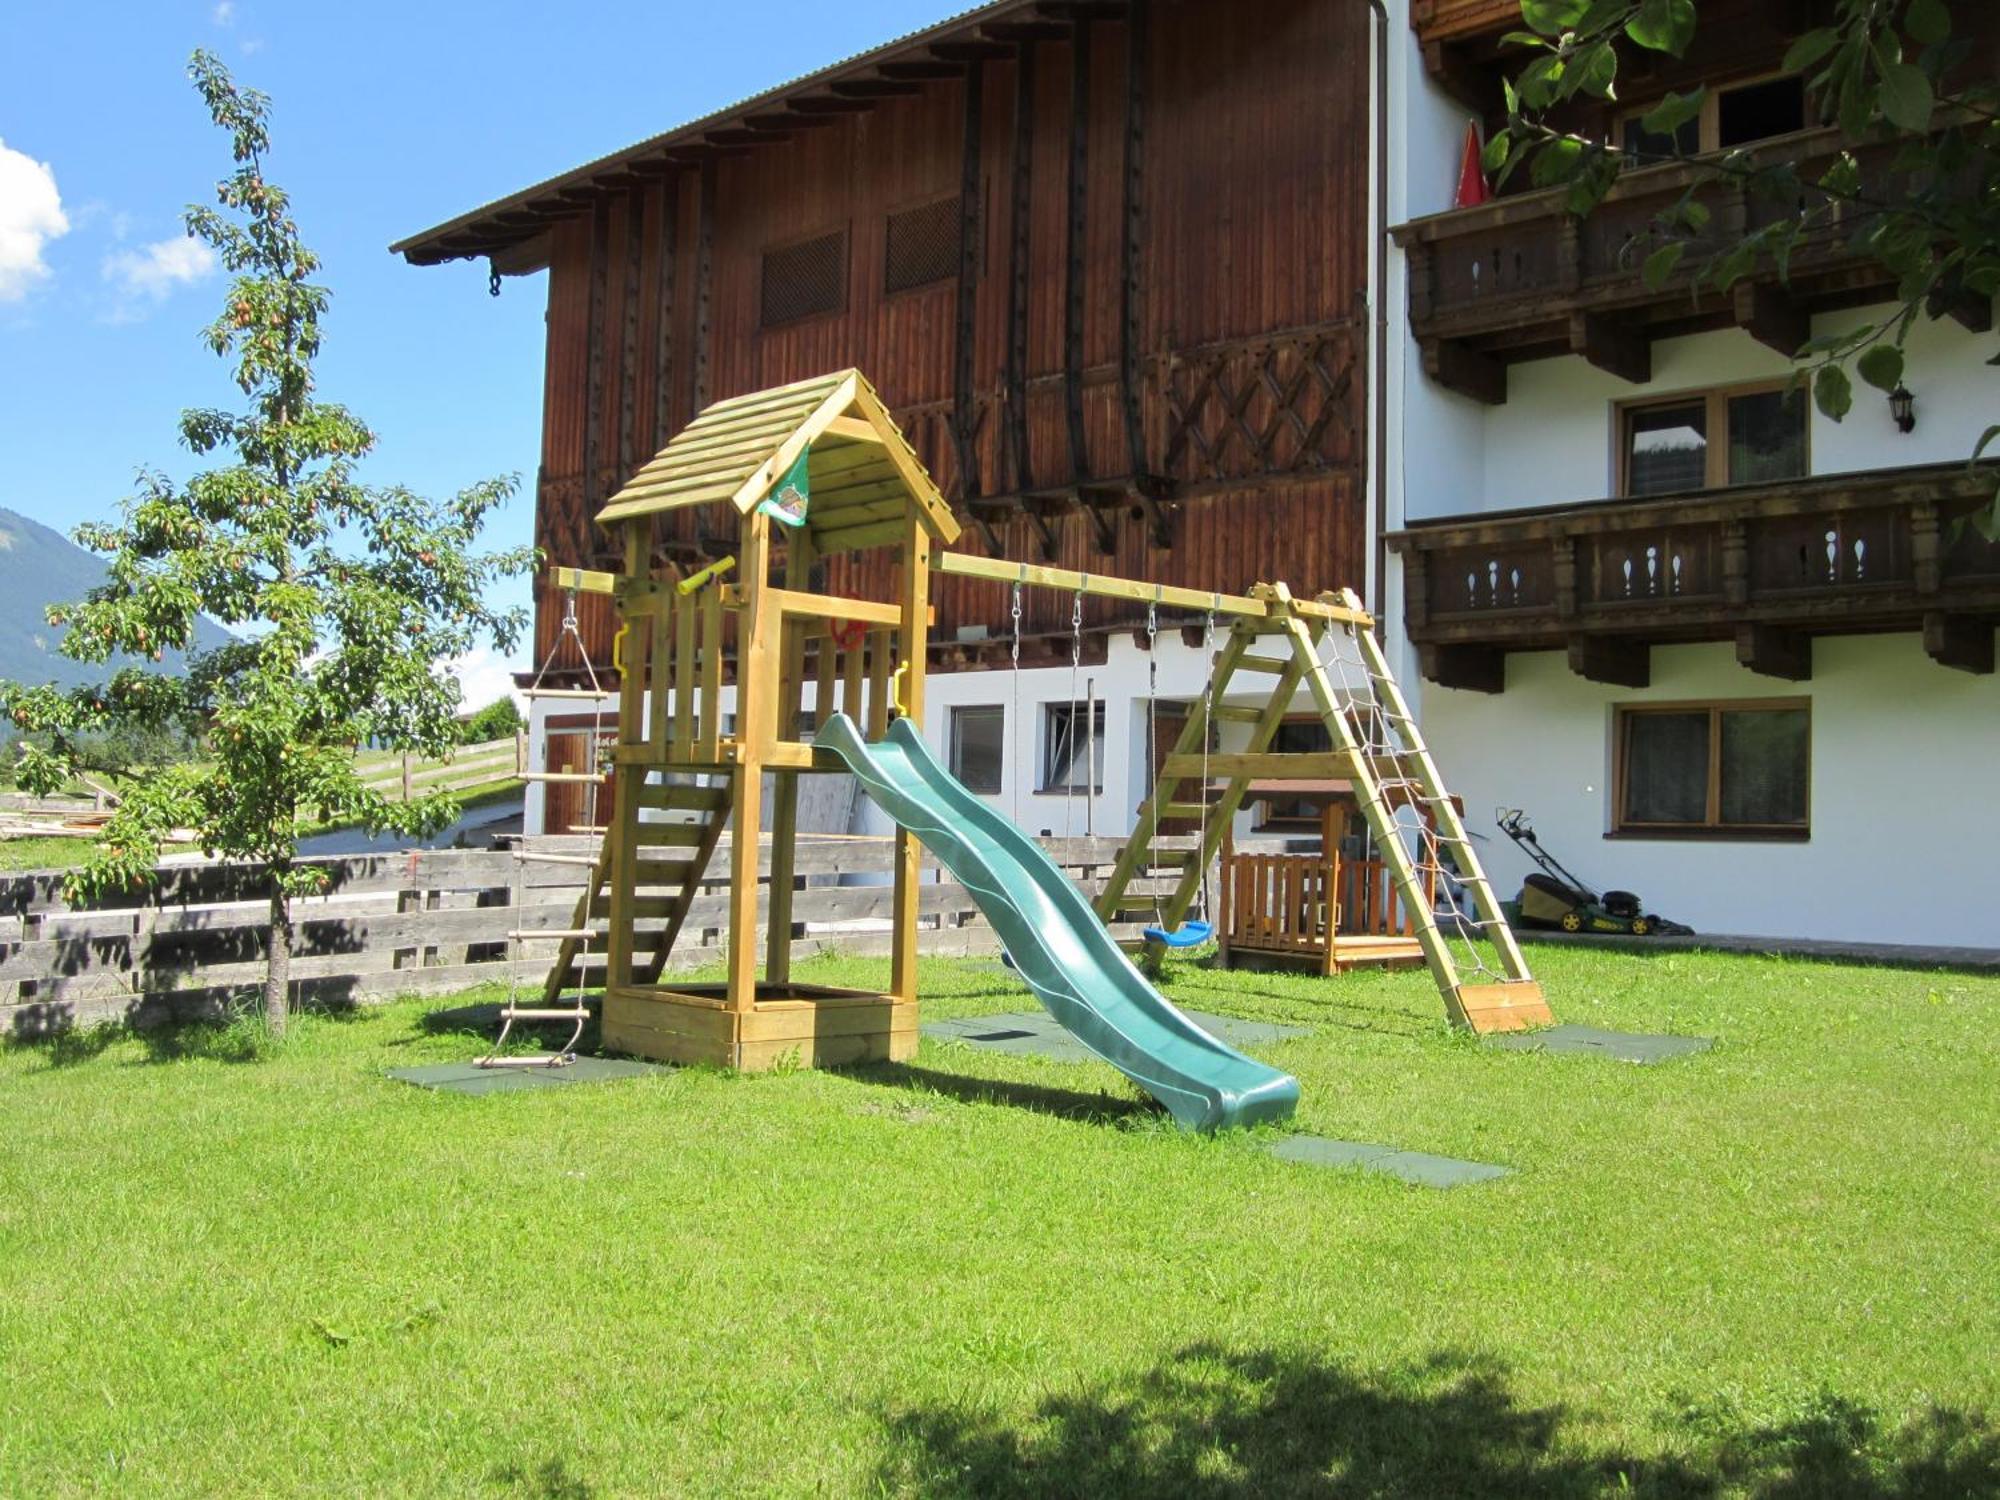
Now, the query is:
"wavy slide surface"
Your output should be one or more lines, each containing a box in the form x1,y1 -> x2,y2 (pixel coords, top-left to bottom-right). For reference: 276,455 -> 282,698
816,713 -> 1299,1131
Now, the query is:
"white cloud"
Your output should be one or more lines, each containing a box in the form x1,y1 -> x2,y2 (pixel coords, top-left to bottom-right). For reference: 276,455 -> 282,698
441,647 -> 525,715
0,140 -> 69,302
212,1 -> 235,23
100,234 -> 216,319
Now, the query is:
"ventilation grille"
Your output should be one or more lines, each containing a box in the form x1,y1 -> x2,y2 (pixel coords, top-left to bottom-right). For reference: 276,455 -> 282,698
760,230 -> 846,328
884,196 -> 962,294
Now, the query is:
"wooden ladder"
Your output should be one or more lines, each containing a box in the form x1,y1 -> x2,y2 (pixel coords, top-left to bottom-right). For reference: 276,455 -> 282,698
540,776 -> 732,999
1097,584 -> 1553,1034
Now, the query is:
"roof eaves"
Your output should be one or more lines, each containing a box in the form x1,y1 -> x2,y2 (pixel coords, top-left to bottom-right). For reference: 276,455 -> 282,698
390,0 -> 1028,267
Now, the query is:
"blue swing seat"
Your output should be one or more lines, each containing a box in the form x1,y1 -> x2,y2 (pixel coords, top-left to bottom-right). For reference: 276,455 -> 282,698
1143,919 -> 1213,948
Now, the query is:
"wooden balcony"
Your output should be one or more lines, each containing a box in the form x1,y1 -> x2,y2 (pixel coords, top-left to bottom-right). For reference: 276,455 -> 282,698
1393,128 -> 1992,406
1388,462 -> 2000,691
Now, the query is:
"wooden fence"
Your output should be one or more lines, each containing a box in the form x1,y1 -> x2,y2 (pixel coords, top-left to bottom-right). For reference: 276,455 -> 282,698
0,834 -> 1199,1038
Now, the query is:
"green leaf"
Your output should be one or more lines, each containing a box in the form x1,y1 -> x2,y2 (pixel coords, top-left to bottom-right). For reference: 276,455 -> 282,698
1626,0 -> 1695,56
1972,424 -> 2000,463
1530,134 -> 1585,188
1878,61 -> 1934,132
1781,27 -> 1840,74
1642,242 -> 1686,290
1575,40 -> 1619,99
1520,0 -> 1589,38
1904,0 -> 1950,47
1856,344 -> 1905,392
1814,364 -> 1853,422
1639,86 -> 1706,138
1482,130 -> 1513,173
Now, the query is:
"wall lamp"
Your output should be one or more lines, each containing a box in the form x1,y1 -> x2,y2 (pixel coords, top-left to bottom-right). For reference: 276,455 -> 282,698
1888,382 -> 1916,434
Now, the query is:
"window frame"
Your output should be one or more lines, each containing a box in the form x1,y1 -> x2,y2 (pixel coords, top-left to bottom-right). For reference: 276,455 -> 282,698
1038,700 -> 1106,796
756,222 -> 851,332
1615,70 -> 1810,162
1614,378 -> 1808,497
947,703 -> 1006,795
1610,697 -> 1812,840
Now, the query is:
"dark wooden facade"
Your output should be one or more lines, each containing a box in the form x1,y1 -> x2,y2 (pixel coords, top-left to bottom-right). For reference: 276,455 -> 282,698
397,0 -> 1373,676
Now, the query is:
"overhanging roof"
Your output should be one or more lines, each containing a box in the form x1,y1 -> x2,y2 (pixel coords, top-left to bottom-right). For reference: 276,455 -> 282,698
597,369 -> 961,553
390,0 -> 1122,271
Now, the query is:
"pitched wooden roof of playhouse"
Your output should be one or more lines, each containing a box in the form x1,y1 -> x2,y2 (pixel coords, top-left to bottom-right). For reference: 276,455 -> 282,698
596,369 -> 960,554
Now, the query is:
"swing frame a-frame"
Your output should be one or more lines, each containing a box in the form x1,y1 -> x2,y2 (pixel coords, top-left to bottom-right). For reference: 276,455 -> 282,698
930,555 -> 1554,1035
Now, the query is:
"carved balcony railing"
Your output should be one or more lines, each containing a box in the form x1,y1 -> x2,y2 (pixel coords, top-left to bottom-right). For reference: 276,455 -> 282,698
1392,127 -> 1991,406
1388,462 -> 2000,690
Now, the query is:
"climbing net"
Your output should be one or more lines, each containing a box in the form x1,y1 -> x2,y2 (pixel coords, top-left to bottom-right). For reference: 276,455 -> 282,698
1312,618 -> 1504,984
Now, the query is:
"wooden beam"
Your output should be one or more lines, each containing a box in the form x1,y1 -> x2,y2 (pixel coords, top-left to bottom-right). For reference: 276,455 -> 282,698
1005,38 -> 1037,495
582,197 -> 611,523
694,158 -> 715,416
1735,623 -> 1812,681
952,58 -> 986,508
1567,634 -> 1650,688
1422,338 -> 1506,405
932,550 -> 1372,624
1923,611 -> 1995,674
1063,16 -> 1093,495
1567,311 -> 1650,384
1161,752 -> 1356,780
650,175 -> 678,456
1117,0 -> 1149,477
1420,643 -> 1505,694
1733,282 -> 1809,357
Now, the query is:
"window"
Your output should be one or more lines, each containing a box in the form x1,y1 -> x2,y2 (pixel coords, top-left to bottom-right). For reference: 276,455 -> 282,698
885,196 -> 962,294
1041,702 -> 1105,794
949,705 -> 1005,794
1615,700 -> 1809,837
1255,718 -> 1333,829
1620,383 -> 1806,496
759,228 -> 847,328
1618,73 -> 1808,163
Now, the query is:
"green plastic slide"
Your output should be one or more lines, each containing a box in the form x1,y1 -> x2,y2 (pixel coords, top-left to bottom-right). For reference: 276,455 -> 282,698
815,713 -> 1300,1131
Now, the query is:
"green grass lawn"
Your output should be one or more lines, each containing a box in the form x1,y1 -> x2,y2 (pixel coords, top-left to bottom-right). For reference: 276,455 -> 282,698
0,834 -> 102,871
2,947 -> 1995,1497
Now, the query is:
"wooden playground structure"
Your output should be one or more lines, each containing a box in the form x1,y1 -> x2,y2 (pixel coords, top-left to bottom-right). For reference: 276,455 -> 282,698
504,368 -> 1551,1072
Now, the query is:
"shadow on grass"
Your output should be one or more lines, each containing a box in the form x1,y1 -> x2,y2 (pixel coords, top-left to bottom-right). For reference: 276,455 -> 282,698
488,1455 -> 593,1498
7,998 -> 373,1069
874,1344 -> 2000,1499
851,1058 -> 1159,1126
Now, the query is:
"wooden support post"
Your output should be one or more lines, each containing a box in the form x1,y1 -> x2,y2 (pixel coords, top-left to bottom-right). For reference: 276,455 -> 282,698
892,516 -> 933,1005
1567,634 -> 1650,688
618,186 -> 643,476
1566,311 -> 1650,385
725,511 -> 774,1012
1735,624 -> 1812,681
765,526 -> 815,986
1924,612 -> 1995,675
651,174 -> 679,453
605,519 -> 652,993
583,197 -> 611,514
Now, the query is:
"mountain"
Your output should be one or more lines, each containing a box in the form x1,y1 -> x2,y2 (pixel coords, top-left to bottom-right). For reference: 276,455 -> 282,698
0,506 -> 236,689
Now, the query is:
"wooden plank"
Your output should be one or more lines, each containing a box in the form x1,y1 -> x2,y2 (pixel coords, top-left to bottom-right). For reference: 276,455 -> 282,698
892,514 -> 930,1004
931,551 -> 1371,625
1161,752 -> 1354,780
697,584 -> 724,763
770,588 -> 904,628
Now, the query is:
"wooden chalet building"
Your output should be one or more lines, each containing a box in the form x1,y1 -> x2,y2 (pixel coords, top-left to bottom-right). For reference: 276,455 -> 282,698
395,0 -> 1383,844
1384,0 -> 2000,945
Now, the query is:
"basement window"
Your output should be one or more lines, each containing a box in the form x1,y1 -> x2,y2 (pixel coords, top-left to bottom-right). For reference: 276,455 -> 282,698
885,195 -> 962,294
1040,702 -> 1105,795
949,705 -> 1005,794
1614,700 -> 1810,837
760,228 -> 847,329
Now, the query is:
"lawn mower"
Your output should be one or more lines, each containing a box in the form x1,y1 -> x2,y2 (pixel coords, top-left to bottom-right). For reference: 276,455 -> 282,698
1495,807 -> 1693,936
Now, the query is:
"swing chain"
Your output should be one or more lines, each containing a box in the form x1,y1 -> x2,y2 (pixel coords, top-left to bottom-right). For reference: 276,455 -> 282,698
1009,582 -> 1022,668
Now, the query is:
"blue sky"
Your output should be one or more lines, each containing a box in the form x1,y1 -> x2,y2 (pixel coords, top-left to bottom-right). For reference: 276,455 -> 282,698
1,0 -> 944,691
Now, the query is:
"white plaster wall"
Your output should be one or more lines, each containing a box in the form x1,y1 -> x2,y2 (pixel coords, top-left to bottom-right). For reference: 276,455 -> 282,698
1420,636 -> 2000,945
1455,304 -> 1994,517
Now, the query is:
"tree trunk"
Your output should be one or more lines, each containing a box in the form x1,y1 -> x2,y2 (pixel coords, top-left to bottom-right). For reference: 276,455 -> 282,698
264,879 -> 292,1035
